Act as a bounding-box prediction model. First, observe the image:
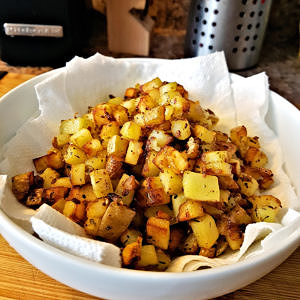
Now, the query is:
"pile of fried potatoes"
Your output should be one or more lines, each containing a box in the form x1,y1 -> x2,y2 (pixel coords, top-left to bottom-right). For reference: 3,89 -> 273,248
11,77 -> 281,271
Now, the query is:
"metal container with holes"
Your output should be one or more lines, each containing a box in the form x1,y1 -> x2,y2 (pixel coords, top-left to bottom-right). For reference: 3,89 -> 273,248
184,0 -> 273,70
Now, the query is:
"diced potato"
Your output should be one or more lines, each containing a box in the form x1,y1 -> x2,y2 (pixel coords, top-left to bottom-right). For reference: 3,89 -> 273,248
172,193 -> 186,219
180,233 -> 199,254
97,201 -> 136,242
122,98 -> 139,115
82,113 -> 95,129
86,198 -> 109,219
230,159 -> 241,176
64,145 -> 87,165
11,171 -> 34,201
120,121 -> 142,141
108,96 -> 123,105
33,151 -> 64,173
93,103 -> 113,126
146,217 -> 170,250
40,168 -> 60,188
63,200 -> 86,222
230,126 -> 247,146
84,217 -> 102,236
67,184 -> 97,202
122,237 -> 142,266
106,155 -> 123,179
237,173 -> 259,196
26,188 -> 44,207
185,100 -> 206,123
56,133 -> 70,147
51,177 -> 72,188
190,214 -> 219,249
156,249 -> 171,271
82,138 -> 102,157
220,189 -> 230,202
70,128 -> 93,148
142,151 -> 160,177
125,140 -> 143,165
177,200 -> 204,222
169,94 -> 190,118
52,198 -> 66,213
199,247 -> 216,258
115,174 -> 138,206
70,163 -> 86,185
137,245 -> 158,268
245,147 -> 268,168
164,105 -> 174,121
100,121 -> 120,147
139,177 -> 170,207
159,169 -> 183,195
148,88 -> 160,102
229,204 -> 252,225
154,146 -> 188,174
146,130 -> 173,152
43,187 -> 69,205
159,82 -> 177,96
250,195 -> 281,223
202,151 -> 228,163
107,135 -> 129,159
193,125 -> 216,144
90,169 -> 113,198
226,230 -> 244,250
124,88 -> 137,99
85,151 -> 106,170
183,171 -> 220,202
141,106 -> 165,127
218,175 -> 240,191
120,228 -> 142,246
168,227 -> 184,252
171,119 -> 191,140
112,105 -> 129,125
60,118 -> 85,134
138,95 -> 157,113
142,77 -> 163,93
205,161 -> 232,176
186,137 -> 200,159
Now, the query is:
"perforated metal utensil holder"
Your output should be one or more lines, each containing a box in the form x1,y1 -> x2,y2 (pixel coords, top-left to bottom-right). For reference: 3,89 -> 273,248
185,0 -> 272,70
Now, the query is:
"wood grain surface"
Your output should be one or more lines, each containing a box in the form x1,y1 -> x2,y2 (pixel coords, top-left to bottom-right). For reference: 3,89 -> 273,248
0,73 -> 299,300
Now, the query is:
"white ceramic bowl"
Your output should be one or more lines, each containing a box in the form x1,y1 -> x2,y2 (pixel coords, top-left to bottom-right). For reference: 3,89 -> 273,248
0,69 -> 299,300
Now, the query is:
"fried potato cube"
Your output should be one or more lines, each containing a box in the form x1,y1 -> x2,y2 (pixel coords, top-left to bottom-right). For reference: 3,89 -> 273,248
156,249 -> 171,271
70,163 -> 86,185
171,119 -> 191,140
168,227 -> 184,252
245,147 -> 268,168
164,105 -> 174,121
202,151 -> 229,163
144,205 -> 174,220
250,195 -> 281,223
143,106 -> 165,127
148,88 -> 160,102
97,201 -> 136,242
122,98 -> 139,115
90,169 -> 113,198
142,151 -> 160,177
112,105 -> 129,125
185,100 -> 206,123
70,128 -> 93,148
26,188 -> 44,207
186,137 -> 200,159
142,77 -> 163,93
107,135 -> 129,159
230,126 -> 247,146
237,173 -> 259,196
56,133 -> 70,147
82,139 -> 102,157
180,233 -> 199,254
122,237 -> 142,266
120,228 -> 143,246
154,146 -> 188,174
178,200 -> 204,222
137,95 -> 157,113
146,217 -> 170,250
169,94 -> 190,118
11,171 -> 34,201
225,228 -> 244,251
93,103 -> 113,126
183,171 -> 220,202
172,193 -> 186,219
159,82 -> 177,96
33,151 -> 64,173
85,151 -> 107,170
100,122 -> 120,147
120,121 -> 142,141
125,141 -> 143,165
124,88 -> 137,99
229,204 -> 252,225
51,198 -> 66,213
50,177 -> 72,188
159,169 -> 183,195
136,245 -> 158,268
63,200 -> 86,222
43,186 -> 69,205
146,130 -> 173,152
140,177 -> 170,206
115,174 -> 138,206
190,214 -> 219,249
109,97 -> 123,105
230,159 -> 242,176
60,118 -> 85,134
193,125 -> 216,144
64,145 -> 87,165
40,168 -> 60,188
67,184 -> 97,202
106,155 -> 123,179
86,198 -> 109,219
84,217 -> 102,236
218,175 -> 240,191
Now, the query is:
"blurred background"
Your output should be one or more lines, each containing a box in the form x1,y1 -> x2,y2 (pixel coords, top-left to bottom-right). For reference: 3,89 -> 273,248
0,0 -> 299,105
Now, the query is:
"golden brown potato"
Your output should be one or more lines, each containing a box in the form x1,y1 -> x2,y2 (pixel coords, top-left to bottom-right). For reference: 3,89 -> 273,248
146,217 -> 170,250
11,171 -> 34,201
106,155 -> 123,179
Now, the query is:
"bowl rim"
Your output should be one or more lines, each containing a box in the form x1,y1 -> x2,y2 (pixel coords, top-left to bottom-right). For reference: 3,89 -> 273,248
0,60 -> 299,281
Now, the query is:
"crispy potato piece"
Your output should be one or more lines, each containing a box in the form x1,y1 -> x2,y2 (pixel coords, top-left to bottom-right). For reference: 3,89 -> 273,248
193,125 -> 216,144
90,169 -> 113,198
237,173 -> 259,196
67,184 -> 97,202
199,247 -> 216,258
63,199 -> 86,222
159,169 -> 183,195
125,140 -> 143,165
171,119 -> 191,140
107,135 -> 129,159
136,245 -> 158,268
168,227 -> 184,252
70,128 -> 93,148
137,95 -> 157,113
40,168 -> 60,188
180,233 -> 199,254
135,106 -> 165,127
185,100 -> 206,123
52,198 -> 66,213
155,249 -> 171,271
124,87 -> 138,99
120,228 -> 142,246
11,171 -> 34,201
146,217 -> 170,250
106,155 -> 123,179
245,147 -> 268,168
115,174 -> 138,206
178,200 -> 205,222
51,177 -> 72,188
229,204 -> 252,225
82,138 -> 102,156
218,175 -> 240,191
70,163 -> 86,186
172,193 -> 186,219
100,122 -> 120,148
43,187 -> 69,205
33,151 -> 64,173
122,237 -> 142,266
93,103 -> 114,126
186,137 -> 200,159
142,77 -> 163,93
60,118 -> 85,135
64,145 -> 87,165
146,130 -> 173,152
26,188 -> 44,207
112,105 -> 129,125
142,151 -> 160,177
97,201 -> 136,242
120,121 -> 142,141
85,151 -> 107,170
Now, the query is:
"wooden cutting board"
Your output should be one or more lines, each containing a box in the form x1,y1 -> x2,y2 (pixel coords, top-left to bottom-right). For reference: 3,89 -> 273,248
0,73 -> 299,300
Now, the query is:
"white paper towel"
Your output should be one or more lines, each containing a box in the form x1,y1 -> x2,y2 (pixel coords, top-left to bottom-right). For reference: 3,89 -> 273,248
0,52 -> 299,271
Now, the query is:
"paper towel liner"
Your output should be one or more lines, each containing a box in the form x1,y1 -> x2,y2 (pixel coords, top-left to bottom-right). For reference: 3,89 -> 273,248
0,52 -> 299,271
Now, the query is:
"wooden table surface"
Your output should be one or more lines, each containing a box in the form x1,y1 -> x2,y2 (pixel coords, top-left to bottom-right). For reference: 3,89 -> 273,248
0,73 -> 299,300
